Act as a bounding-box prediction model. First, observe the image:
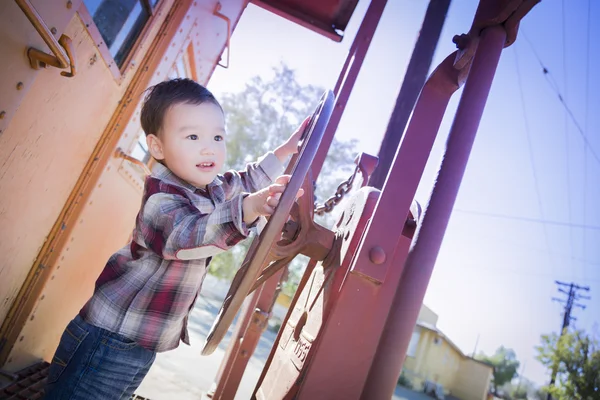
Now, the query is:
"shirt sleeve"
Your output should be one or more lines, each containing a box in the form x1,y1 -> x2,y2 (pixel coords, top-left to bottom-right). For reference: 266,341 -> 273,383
220,151 -> 285,195
139,191 -> 252,261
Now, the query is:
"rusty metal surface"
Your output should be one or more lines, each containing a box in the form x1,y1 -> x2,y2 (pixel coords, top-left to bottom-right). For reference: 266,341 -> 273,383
0,0 -> 82,135
0,361 -> 49,399
0,0 -> 178,370
252,0 -> 358,41
201,90 -> 335,356
253,186 -> 380,399
2,0 -> 248,371
253,39 -> 470,400
363,25 -> 509,400
14,0 -> 76,76
207,153 -> 378,399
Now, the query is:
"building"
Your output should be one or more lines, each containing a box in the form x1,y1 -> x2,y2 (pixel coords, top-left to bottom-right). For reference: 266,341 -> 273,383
401,304 -> 494,400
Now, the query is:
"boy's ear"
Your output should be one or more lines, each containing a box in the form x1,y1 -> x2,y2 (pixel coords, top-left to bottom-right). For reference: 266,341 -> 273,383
146,134 -> 165,160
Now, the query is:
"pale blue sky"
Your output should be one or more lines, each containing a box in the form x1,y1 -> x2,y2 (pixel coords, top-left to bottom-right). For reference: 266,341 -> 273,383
208,0 -> 599,387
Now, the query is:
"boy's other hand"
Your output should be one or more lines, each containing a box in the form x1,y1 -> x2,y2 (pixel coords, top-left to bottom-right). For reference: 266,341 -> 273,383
273,117 -> 311,163
242,175 -> 304,224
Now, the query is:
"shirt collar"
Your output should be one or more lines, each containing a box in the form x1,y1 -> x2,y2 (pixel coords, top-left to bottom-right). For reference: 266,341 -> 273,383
152,162 -> 223,194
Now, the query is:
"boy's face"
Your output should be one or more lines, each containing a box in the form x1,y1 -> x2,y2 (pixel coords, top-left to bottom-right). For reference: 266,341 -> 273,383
147,102 -> 227,188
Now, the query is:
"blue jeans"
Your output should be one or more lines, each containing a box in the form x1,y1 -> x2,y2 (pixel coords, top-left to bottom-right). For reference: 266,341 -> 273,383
44,314 -> 156,400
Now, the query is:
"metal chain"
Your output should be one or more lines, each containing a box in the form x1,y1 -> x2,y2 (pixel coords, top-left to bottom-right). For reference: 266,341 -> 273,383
314,168 -> 358,216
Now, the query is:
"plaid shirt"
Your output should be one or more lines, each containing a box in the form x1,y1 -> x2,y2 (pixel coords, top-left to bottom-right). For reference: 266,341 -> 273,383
80,152 -> 283,352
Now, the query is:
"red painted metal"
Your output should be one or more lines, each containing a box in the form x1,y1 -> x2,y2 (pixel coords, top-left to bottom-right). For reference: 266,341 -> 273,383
252,51 -> 467,399
205,1 -> 540,398
251,0 -> 358,42
206,267 -> 285,400
253,186 -> 382,400
311,0 -> 387,178
362,24 -> 508,400
204,1 -> 386,394
370,0 -> 451,189
206,153 -> 377,399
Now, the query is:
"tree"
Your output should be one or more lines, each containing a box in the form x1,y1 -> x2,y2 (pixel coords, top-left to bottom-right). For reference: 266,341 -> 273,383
535,329 -> 600,400
207,62 -> 358,284
476,346 -> 520,395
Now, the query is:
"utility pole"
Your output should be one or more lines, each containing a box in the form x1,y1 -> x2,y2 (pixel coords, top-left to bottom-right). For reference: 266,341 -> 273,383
516,360 -> 526,395
546,281 -> 590,400
472,333 -> 480,358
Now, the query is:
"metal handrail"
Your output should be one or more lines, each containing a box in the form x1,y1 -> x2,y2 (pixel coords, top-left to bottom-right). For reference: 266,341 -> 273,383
115,148 -> 152,175
14,0 -> 76,77
213,2 -> 230,68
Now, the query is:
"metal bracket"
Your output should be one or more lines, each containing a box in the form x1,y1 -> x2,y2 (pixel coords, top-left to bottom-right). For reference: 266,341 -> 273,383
15,0 -> 77,77
251,308 -> 270,332
213,2 -> 231,69
114,147 -> 152,175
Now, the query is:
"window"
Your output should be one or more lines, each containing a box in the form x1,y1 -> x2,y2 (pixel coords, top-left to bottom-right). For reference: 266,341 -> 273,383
83,0 -> 160,69
407,329 -> 420,357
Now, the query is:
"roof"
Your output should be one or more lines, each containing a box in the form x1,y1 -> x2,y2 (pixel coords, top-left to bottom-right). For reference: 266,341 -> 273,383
416,321 -> 465,357
251,0 -> 359,42
415,321 -> 493,372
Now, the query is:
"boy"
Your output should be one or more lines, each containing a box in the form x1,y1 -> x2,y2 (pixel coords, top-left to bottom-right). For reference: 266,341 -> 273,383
44,78 -> 306,399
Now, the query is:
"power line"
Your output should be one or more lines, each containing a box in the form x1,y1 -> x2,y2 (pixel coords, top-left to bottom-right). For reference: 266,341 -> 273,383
583,0 -> 591,285
513,45 -> 557,274
453,208 -> 600,231
561,0 -> 576,271
521,31 -> 600,168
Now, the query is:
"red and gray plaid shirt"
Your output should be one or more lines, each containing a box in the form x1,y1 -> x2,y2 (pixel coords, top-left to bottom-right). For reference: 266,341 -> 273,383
80,152 -> 283,352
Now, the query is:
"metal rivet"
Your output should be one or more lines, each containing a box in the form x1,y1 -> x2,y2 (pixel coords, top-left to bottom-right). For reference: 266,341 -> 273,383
0,111 -> 6,119
51,27 -> 57,34
369,246 -> 386,265
66,0 -> 72,9
16,82 -> 24,90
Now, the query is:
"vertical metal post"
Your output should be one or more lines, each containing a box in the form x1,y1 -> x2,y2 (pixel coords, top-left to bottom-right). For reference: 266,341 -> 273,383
362,25 -> 507,399
205,267 -> 286,400
369,0 -> 451,189
311,0 -> 387,178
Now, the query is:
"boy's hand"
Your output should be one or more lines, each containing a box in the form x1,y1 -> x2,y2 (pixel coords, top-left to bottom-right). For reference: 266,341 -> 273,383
242,175 -> 304,224
273,117 -> 311,163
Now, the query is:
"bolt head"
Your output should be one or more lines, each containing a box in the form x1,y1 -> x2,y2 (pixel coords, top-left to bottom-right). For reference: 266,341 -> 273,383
369,246 -> 386,265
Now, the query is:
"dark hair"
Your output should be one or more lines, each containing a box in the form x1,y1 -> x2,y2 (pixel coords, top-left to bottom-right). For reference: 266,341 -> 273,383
140,78 -> 222,136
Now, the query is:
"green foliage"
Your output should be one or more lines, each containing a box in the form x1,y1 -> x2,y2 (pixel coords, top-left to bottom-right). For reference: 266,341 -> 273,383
397,370 -> 413,389
207,62 -> 358,287
476,346 -> 520,394
511,384 -> 528,399
535,329 -> 600,400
